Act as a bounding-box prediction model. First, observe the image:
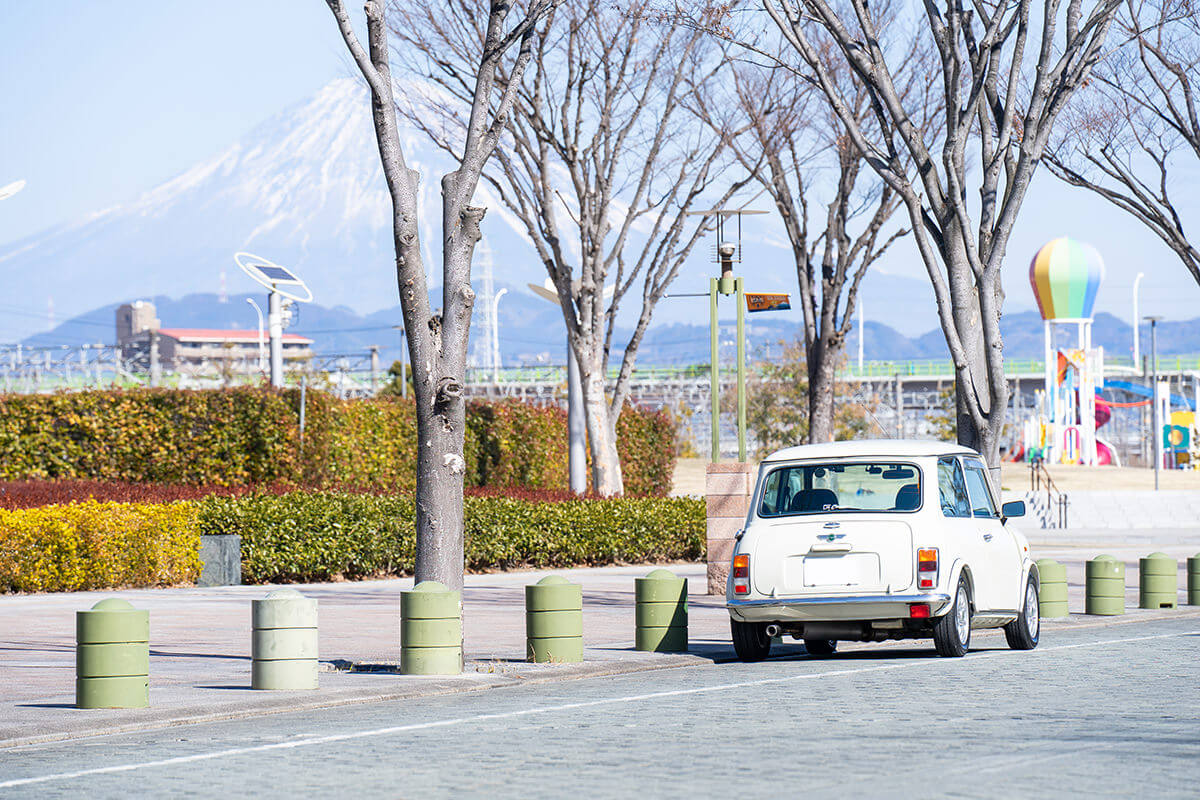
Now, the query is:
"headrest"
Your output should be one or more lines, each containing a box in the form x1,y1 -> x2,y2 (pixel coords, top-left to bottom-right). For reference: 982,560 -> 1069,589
790,488 -> 838,513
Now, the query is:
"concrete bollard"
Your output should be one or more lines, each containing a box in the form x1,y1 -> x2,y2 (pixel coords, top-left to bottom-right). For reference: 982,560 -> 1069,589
1036,558 -> 1069,618
525,575 -> 583,663
76,598 -> 149,709
251,589 -> 318,690
1085,555 -> 1125,616
1139,552 -> 1178,610
400,581 -> 462,675
634,569 -> 688,652
1189,554 -> 1200,606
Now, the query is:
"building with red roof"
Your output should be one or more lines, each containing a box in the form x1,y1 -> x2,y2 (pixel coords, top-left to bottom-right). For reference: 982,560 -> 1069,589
116,301 -> 313,375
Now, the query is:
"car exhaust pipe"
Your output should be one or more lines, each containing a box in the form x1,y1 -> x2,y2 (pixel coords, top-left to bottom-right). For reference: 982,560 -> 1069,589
801,622 -> 868,641
764,624 -> 782,638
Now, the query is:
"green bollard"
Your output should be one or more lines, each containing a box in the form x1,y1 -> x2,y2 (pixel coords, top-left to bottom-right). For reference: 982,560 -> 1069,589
525,575 -> 583,663
1139,552 -> 1178,610
634,569 -> 688,652
1036,558 -> 1069,618
252,589 -> 318,690
1189,554 -> 1200,606
1085,555 -> 1125,616
76,598 -> 149,709
400,581 -> 462,675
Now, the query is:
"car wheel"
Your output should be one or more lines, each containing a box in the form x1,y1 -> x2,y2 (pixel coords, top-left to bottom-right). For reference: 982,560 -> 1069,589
803,639 -> 837,657
730,619 -> 772,661
933,577 -> 972,658
1004,576 -> 1040,650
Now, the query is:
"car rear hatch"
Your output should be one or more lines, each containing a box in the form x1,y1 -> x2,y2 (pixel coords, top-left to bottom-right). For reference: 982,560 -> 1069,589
750,519 -> 915,596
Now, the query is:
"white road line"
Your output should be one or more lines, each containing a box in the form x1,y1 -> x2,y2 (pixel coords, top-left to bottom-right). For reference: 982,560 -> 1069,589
2,629 -> 1195,790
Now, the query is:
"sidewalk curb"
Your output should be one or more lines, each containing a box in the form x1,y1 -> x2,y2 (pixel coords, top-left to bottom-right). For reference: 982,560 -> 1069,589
0,651 -> 708,751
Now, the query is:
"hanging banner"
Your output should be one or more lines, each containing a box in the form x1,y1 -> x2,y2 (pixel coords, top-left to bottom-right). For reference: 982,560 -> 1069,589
745,292 -> 791,312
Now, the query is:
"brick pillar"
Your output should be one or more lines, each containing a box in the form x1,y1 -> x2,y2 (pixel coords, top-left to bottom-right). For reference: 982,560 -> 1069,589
706,462 -> 754,595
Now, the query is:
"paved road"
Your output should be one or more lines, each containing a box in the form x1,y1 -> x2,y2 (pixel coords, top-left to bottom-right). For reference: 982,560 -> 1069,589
1,617 -> 1197,799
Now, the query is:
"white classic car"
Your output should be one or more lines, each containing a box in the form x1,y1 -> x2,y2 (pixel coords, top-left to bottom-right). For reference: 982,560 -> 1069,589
726,440 -> 1040,659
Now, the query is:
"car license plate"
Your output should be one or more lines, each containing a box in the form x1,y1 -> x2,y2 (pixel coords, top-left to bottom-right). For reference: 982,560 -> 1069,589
802,553 -> 880,587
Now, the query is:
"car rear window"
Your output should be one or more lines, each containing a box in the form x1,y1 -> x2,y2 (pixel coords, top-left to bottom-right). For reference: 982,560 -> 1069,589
757,462 -> 923,517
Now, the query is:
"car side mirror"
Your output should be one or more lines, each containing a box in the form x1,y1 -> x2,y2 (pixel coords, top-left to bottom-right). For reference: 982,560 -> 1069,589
1001,500 -> 1025,521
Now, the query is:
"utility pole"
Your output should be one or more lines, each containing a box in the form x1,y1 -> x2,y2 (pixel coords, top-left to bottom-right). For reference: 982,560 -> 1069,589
858,298 -> 864,373
1132,272 -> 1144,364
492,287 -> 508,384
368,345 -> 380,394
149,330 -> 161,388
567,345 -> 586,494
894,374 -> 903,438
268,291 -> 283,388
1145,316 -> 1163,489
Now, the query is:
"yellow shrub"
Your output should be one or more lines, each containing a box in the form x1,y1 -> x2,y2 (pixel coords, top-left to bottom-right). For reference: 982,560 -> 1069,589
0,500 -> 202,593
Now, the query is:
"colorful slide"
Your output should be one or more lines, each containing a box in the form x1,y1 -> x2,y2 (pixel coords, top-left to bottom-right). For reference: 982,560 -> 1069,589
1093,397 -> 1119,466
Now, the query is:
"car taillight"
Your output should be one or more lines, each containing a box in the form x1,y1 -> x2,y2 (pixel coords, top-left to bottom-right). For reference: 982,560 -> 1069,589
917,548 -> 938,590
732,554 -> 750,595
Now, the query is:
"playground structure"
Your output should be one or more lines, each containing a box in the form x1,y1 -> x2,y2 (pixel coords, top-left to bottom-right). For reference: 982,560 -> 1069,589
1013,237 -> 1199,470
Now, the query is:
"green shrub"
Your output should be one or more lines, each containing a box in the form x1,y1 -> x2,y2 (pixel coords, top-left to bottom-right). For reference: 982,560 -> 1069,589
198,491 -> 704,584
0,389 -> 676,495
0,388 -> 302,485
615,406 -> 676,496
0,500 -> 201,592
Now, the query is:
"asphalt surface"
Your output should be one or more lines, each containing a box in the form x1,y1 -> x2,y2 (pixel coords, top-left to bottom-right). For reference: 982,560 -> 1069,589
1,616 -> 1196,799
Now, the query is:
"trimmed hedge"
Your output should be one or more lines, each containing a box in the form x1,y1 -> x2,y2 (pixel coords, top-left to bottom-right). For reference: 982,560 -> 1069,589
0,492 -> 704,591
198,492 -> 705,584
0,500 -> 201,592
0,389 -> 674,495
0,389 -> 299,486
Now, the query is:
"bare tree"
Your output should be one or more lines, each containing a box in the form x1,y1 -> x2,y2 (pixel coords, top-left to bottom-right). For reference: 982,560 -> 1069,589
325,0 -> 555,589
1046,0 -> 1200,284
390,1 -> 746,494
690,18 -> 927,443
756,0 -> 1121,470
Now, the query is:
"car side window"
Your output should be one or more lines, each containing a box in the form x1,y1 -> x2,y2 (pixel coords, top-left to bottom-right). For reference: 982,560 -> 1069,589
759,470 -> 782,515
962,460 -> 999,519
937,457 -> 972,518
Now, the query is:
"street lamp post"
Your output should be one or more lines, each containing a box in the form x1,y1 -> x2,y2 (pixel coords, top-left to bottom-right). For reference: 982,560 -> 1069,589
1145,314 -> 1163,490
1132,272 -> 1145,364
492,288 -> 508,385
858,298 -> 865,373
245,298 -> 266,375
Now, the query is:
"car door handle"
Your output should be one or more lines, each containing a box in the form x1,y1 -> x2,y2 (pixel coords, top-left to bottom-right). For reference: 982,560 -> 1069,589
982,533 -> 993,542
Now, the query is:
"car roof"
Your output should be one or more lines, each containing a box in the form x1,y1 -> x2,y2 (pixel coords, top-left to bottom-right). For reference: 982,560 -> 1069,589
760,438 -> 978,464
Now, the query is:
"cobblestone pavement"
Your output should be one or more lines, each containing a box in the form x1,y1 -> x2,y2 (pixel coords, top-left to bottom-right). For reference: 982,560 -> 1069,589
1,616 -> 1196,799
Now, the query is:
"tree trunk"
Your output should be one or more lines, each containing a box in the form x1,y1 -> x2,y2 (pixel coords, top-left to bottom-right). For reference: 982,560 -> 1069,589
807,343 -> 839,444
413,381 -> 467,589
579,364 -> 623,496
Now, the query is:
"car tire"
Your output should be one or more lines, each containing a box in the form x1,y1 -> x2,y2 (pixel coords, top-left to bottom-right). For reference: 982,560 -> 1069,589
803,639 -> 837,656
1004,576 -> 1040,650
933,577 -> 972,658
731,619 -> 772,661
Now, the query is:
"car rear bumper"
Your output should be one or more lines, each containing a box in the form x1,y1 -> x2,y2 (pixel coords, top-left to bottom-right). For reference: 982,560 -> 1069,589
727,592 -> 952,623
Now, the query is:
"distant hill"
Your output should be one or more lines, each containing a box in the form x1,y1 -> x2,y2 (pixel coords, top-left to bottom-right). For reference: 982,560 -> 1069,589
24,293 -> 1197,369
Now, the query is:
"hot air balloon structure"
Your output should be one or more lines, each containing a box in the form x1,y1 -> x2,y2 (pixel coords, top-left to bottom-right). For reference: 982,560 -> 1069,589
1018,237 -> 1112,466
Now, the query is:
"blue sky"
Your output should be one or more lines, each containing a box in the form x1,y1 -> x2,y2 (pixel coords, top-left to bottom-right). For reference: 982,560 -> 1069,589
0,2 -> 348,244
1,2 -> 1197,327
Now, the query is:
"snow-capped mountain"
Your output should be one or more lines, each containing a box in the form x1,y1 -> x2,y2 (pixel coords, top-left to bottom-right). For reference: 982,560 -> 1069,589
1,77 -> 946,347
0,78 -> 548,340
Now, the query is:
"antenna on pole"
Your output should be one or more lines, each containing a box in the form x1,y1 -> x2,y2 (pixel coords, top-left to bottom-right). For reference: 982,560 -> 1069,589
685,206 -> 766,463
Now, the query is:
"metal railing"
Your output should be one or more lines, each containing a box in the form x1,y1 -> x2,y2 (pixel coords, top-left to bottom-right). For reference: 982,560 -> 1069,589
1029,456 -> 1069,529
